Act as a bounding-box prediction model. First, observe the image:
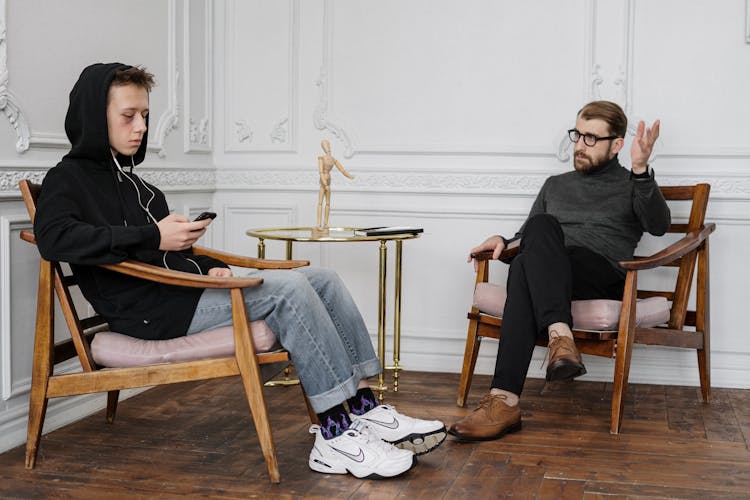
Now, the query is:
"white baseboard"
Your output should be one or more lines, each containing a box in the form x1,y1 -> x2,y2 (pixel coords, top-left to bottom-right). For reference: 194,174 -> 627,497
400,342 -> 750,390
0,388 -> 146,455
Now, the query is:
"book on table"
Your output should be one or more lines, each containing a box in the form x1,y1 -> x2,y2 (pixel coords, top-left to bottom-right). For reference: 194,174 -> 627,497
353,226 -> 424,236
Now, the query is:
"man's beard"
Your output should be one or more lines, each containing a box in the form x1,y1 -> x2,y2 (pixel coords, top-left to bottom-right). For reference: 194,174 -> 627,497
574,149 -> 613,174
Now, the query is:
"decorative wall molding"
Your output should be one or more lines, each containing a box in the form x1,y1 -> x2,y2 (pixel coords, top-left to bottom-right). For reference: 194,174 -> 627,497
216,168 -> 551,195
584,0 -> 600,100
150,0 -> 180,159
0,168 -> 214,195
0,168 -> 45,193
1,214 -> 30,400
234,120 -> 253,144
559,0 -> 635,162
183,0 -> 213,153
189,117 -> 209,146
313,1 -> 354,158
136,168 -> 215,189
270,117 -> 288,144
617,0 -> 635,111
224,0 -> 298,153
5,164 -> 749,199
0,0 -> 30,154
214,166 -> 750,199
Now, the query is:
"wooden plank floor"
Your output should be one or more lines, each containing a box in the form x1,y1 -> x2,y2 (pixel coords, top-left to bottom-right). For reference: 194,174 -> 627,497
2,371 -> 750,499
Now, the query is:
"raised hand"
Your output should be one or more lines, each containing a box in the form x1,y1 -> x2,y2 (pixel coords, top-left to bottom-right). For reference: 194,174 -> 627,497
631,119 -> 660,174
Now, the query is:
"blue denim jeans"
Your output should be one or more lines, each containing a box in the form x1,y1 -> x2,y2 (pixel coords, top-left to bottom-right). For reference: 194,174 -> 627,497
186,267 -> 381,413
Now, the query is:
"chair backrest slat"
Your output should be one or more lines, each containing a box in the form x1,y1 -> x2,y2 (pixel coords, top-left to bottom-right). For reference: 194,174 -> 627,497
655,184 -> 711,330
19,179 -> 99,371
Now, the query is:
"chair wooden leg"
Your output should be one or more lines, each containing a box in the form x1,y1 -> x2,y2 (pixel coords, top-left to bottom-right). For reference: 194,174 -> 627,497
26,260 -> 55,469
457,318 -> 482,407
610,271 -> 637,435
696,239 -> 711,403
239,359 -> 280,483
233,291 -> 281,484
106,391 -> 120,424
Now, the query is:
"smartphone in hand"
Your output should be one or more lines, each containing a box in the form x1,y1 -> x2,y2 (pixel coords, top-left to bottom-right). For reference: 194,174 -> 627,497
193,211 -> 217,222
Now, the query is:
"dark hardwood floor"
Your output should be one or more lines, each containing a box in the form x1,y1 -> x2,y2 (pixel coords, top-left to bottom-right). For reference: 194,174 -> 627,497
2,370 -> 750,499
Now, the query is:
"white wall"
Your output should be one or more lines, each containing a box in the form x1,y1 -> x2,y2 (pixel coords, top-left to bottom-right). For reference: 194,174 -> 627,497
1,0 -> 749,454
212,0 -> 750,389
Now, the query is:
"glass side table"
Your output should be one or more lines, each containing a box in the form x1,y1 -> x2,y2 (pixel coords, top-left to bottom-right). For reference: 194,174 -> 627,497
246,227 -> 420,400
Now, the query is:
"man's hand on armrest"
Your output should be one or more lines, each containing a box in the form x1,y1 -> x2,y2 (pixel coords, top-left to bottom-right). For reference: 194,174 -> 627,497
468,238 -> 521,270
468,236 -> 506,272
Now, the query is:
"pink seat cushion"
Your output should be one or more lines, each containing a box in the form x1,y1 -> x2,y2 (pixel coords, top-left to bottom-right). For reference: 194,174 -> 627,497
91,320 -> 280,368
473,283 -> 670,331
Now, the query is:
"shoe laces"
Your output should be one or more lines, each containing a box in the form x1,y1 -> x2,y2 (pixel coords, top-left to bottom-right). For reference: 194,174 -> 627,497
542,332 -> 574,369
477,393 -> 505,411
347,419 -> 398,453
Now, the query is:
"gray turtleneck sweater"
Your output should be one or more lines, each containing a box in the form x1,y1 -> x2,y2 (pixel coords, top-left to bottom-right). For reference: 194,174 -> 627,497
508,155 -> 671,274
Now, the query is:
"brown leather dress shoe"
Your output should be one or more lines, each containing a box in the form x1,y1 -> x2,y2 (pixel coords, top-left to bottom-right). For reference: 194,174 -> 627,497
448,394 -> 521,442
546,335 -> 586,382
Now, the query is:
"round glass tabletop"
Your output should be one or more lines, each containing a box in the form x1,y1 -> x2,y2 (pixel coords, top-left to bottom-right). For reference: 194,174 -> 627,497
246,227 -> 421,242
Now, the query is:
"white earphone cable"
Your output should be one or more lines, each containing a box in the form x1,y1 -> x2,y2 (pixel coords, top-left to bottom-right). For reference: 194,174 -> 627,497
113,153 -> 202,275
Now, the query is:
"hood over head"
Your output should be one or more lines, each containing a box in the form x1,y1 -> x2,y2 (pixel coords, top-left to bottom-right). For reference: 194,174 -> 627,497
63,62 -> 149,166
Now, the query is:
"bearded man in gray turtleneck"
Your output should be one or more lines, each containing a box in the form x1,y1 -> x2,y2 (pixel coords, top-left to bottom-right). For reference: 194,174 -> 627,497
450,100 -> 670,442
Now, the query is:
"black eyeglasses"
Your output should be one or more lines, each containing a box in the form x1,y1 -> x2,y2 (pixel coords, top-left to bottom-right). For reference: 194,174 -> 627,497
568,129 -> 619,147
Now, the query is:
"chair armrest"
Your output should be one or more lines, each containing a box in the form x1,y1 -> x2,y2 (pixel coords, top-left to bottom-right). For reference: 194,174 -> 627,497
99,260 -> 263,289
193,245 -> 309,270
20,229 -> 35,244
470,239 -> 520,262
619,223 -> 716,271
20,230 -> 262,288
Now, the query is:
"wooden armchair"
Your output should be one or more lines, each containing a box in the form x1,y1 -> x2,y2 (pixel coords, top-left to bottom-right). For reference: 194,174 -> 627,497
18,179 -> 312,484
457,184 -> 714,434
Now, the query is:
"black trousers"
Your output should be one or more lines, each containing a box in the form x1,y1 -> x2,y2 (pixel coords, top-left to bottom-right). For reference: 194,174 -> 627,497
491,214 -> 625,395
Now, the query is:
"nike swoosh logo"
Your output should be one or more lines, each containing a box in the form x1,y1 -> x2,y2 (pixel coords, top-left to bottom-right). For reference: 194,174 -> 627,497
331,445 -> 365,462
362,416 -> 399,429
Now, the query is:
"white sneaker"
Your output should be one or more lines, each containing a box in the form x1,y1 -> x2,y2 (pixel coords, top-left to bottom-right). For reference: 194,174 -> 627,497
351,404 -> 447,456
308,419 -> 416,479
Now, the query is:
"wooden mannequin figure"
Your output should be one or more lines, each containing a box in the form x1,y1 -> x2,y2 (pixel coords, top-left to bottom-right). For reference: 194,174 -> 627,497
316,139 -> 354,230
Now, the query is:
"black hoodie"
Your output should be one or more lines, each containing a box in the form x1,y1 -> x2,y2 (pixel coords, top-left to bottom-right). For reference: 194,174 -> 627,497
34,63 -> 226,340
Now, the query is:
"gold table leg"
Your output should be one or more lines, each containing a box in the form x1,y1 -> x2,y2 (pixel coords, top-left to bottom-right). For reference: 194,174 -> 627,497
257,238 -> 265,259
385,240 -> 403,392
374,240 -> 388,401
264,365 -> 301,387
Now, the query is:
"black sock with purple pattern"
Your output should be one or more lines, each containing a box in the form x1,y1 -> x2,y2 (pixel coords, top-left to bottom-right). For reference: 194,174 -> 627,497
316,404 -> 351,440
347,387 -> 379,416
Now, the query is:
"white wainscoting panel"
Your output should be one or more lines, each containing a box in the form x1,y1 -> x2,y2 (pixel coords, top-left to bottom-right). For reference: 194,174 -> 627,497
223,204 -> 297,258
632,0 -> 750,158
223,0 -> 298,152
5,0 -> 175,154
317,0 -> 588,157
1,214 -> 31,400
184,0 -> 213,153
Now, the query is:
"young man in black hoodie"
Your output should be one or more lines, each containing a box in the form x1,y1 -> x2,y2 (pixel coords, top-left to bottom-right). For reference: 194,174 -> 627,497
34,63 -> 446,479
